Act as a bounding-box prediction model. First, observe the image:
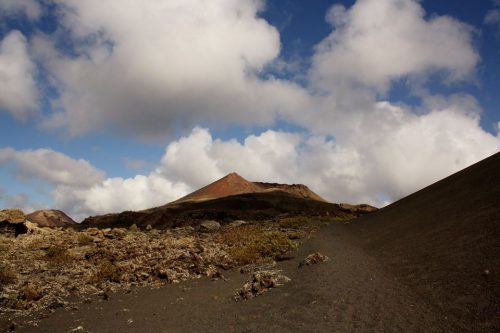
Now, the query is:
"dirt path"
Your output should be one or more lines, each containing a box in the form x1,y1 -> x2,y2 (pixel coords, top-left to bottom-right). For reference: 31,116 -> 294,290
12,223 -> 450,333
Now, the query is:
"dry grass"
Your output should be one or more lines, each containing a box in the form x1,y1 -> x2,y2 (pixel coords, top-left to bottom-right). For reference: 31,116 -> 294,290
0,264 -> 17,290
88,261 -> 123,284
2,283 -> 42,310
44,245 -> 72,263
77,233 -> 94,246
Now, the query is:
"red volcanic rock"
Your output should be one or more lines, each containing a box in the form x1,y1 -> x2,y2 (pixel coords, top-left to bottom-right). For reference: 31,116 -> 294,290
27,209 -> 76,227
173,173 -> 263,204
253,182 -> 327,202
173,173 -> 326,204
339,203 -> 378,214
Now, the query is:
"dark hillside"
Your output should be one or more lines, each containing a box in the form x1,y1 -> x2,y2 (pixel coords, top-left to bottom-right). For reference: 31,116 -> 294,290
349,152 -> 500,331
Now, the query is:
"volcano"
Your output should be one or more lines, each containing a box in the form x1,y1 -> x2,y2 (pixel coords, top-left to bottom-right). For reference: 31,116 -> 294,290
172,172 -> 327,204
82,173 -> 373,229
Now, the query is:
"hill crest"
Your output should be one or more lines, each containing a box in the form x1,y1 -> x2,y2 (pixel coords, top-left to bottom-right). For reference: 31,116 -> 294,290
172,173 -> 326,204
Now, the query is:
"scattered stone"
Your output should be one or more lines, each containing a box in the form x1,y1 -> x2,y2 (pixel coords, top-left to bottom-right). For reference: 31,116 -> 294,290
199,220 -> 221,232
0,224 -> 234,317
299,252 -> 329,268
98,291 -> 110,300
229,220 -> 246,228
239,262 -> 277,274
146,224 -> 153,231
234,270 -> 290,301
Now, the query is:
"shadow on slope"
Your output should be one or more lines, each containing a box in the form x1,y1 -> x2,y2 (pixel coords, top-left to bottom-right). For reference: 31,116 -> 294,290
348,151 -> 500,332
82,191 -> 356,229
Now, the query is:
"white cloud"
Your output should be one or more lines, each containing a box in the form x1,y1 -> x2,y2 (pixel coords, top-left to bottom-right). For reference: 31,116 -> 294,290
0,0 -> 41,20
2,108 -> 499,221
31,0 -> 308,138
0,147 -> 105,187
311,0 -> 479,92
485,0 -> 500,36
53,174 -> 190,220
1,0 -> 499,222
0,188 -> 44,213
0,31 -> 39,120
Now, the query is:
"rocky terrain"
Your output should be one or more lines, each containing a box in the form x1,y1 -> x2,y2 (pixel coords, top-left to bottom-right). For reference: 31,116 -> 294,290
0,208 -> 345,331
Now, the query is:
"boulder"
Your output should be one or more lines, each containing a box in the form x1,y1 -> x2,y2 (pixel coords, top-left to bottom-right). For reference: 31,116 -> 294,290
229,220 -> 246,228
199,220 -> 221,232
299,252 -> 329,268
0,209 -> 28,237
0,209 -> 26,224
234,270 -> 290,301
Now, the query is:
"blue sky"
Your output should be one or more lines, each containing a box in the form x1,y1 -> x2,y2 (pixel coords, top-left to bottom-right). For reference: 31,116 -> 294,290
0,0 -> 499,220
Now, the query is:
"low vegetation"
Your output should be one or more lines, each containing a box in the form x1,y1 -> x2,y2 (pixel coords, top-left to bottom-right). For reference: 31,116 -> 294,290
216,225 -> 298,265
0,214 -> 348,317
0,264 -> 16,290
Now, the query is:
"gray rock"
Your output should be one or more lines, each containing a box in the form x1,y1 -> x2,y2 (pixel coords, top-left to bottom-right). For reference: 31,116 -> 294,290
299,252 -> 329,268
229,220 -> 246,228
199,220 -> 221,232
234,270 -> 290,301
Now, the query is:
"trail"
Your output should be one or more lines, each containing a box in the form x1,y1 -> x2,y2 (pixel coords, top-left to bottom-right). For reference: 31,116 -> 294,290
17,223 -> 448,333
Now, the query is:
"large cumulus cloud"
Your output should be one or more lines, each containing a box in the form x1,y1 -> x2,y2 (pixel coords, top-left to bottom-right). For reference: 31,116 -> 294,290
0,0 -> 499,220
0,31 -> 38,120
33,0 -> 308,138
2,119 -> 499,221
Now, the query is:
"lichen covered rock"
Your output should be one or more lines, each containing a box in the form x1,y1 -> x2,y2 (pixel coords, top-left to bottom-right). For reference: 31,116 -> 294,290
234,270 -> 290,301
299,252 -> 329,268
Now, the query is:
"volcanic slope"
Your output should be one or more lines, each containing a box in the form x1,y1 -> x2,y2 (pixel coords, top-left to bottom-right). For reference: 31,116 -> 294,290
82,173 -> 364,229
346,151 -> 500,332
15,152 -> 500,333
27,210 -> 76,227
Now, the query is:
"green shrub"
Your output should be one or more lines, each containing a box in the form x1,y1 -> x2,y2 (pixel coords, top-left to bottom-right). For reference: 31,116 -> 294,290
219,227 -> 298,265
279,216 -> 312,229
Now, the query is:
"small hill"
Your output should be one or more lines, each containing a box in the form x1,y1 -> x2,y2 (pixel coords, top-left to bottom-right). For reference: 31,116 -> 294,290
27,209 -> 76,227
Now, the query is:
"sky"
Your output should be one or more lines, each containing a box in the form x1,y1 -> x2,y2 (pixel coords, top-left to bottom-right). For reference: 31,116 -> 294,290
0,0 -> 499,221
